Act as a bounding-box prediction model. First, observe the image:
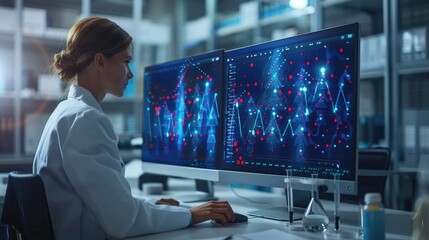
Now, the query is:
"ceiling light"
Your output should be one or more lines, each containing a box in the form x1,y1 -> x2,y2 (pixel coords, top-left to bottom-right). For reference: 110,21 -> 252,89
289,0 -> 309,9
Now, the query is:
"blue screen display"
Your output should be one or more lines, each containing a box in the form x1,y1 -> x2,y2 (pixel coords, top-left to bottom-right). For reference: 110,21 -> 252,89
222,24 -> 359,181
142,50 -> 224,169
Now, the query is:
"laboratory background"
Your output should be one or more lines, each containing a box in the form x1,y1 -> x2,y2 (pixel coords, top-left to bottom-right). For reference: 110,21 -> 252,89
0,0 -> 428,213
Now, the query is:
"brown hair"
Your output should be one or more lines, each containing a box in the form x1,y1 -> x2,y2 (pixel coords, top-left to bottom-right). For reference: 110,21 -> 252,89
53,17 -> 132,82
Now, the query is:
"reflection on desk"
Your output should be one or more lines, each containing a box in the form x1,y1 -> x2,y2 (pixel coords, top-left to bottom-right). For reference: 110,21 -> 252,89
127,177 -> 413,240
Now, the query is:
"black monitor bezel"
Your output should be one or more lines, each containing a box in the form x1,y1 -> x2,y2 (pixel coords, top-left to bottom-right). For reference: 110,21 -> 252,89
220,23 -> 360,194
141,49 -> 225,179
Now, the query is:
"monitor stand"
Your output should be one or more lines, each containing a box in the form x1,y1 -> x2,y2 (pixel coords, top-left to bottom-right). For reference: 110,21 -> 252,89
138,173 -> 169,191
179,180 -> 218,203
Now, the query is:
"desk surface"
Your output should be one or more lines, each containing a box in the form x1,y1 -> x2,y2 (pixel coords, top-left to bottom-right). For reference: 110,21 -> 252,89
127,177 -> 413,240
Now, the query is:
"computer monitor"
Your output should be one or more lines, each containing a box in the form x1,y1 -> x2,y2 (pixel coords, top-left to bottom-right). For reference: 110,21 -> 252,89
221,23 -> 360,199
141,50 -> 224,201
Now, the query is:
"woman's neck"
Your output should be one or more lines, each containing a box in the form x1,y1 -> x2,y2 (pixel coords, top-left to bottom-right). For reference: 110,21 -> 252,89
76,69 -> 106,102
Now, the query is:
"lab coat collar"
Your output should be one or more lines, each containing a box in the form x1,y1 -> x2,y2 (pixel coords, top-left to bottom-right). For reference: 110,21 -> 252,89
68,84 -> 103,112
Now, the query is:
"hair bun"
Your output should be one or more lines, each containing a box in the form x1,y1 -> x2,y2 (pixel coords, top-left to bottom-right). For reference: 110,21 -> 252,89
53,50 -> 78,82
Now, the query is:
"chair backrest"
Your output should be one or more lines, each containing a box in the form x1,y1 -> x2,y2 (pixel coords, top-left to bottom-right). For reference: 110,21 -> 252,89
1,171 -> 54,240
319,147 -> 391,204
353,147 -> 391,203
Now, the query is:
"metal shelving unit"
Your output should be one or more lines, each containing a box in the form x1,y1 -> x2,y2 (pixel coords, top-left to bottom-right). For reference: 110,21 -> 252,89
0,0 -> 165,160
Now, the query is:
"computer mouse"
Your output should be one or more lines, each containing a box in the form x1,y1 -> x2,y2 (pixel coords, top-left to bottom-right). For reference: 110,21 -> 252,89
232,212 -> 248,223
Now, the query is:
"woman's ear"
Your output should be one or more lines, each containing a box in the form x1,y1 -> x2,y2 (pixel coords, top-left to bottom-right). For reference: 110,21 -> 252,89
93,52 -> 105,72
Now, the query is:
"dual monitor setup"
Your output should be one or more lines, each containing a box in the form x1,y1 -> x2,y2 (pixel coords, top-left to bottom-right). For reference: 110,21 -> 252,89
141,23 -> 360,218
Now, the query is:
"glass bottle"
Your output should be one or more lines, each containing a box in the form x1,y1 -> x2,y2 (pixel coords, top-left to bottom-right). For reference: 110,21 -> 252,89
303,174 -> 329,232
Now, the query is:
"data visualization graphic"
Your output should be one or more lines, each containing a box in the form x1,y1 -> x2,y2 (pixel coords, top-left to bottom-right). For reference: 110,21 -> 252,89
142,51 -> 223,169
223,34 -> 358,179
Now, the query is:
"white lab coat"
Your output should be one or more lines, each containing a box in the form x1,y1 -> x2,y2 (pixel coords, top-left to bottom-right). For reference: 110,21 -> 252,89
33,84 -> 191,240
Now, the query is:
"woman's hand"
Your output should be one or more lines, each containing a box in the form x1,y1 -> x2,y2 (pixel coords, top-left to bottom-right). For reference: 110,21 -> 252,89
155,198 -> 180,206
189,201 -> 235,225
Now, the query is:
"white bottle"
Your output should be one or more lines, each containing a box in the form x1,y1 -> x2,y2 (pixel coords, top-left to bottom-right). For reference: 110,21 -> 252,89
362,193 -> 385,240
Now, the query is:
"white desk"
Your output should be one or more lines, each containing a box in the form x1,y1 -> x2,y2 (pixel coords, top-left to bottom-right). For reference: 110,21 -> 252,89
126,177 -> 413,240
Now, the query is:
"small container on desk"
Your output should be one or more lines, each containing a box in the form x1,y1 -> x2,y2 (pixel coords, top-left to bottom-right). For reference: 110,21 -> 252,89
362,192 -> 385,240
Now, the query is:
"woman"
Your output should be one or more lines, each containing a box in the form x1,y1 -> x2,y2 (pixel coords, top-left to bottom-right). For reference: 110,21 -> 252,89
33,16 -> 235,240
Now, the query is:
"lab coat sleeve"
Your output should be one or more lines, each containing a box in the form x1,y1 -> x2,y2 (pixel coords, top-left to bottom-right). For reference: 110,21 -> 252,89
61,109 -> 191,238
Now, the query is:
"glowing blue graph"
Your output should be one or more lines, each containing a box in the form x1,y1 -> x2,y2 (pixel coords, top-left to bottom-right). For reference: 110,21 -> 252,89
143,54 -> 222,168
225,39 -> 356,170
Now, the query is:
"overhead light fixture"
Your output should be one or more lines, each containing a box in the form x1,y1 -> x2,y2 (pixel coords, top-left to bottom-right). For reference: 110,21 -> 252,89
289,0 -> 309,9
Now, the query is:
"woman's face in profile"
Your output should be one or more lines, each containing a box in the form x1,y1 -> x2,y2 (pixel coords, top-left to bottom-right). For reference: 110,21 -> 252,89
103,45 -> 133,97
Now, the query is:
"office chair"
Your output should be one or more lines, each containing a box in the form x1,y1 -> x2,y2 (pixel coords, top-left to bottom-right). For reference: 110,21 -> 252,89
354,147 -> 391,203
1,171 -> 55,240
319,147 -> 391,204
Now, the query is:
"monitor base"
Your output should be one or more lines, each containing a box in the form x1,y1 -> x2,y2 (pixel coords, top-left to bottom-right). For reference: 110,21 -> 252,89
138,173 -> 168,191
